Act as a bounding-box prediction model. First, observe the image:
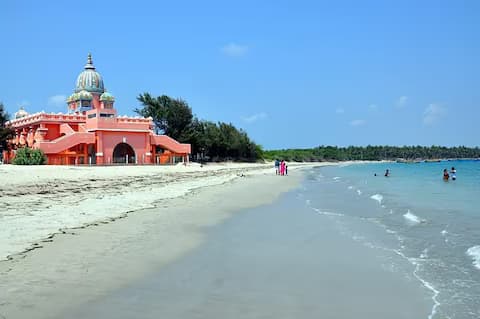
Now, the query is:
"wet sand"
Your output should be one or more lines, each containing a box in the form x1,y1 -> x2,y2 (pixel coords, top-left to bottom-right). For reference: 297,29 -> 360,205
62,180 -> 429,318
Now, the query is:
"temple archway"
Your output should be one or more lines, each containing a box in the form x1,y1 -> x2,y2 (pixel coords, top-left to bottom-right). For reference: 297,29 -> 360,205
113,143 -> 135,164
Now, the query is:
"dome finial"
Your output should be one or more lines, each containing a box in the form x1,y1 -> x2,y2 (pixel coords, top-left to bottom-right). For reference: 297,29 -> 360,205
85,53 -> 95,70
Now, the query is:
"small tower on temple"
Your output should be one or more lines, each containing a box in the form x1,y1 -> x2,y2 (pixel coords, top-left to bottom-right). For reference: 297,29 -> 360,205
14,106 -> 29,119
99,90 -> 115,109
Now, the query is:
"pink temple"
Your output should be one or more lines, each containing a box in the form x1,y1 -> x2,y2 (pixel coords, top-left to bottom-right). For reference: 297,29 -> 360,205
3,54 -> 191,165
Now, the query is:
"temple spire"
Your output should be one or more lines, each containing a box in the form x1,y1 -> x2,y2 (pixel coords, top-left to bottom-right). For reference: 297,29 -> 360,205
84,53 -> 95,70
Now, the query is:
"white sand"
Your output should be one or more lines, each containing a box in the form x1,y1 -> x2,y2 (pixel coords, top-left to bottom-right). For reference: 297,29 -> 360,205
0,162 -> 323,261
0,164 -> 310,319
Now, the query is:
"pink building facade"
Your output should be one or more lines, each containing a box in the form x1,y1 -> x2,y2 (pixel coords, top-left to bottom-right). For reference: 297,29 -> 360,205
4,54 -> 191,165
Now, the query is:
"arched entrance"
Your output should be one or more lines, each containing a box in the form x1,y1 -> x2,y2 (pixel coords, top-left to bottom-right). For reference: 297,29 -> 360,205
113,143 -> 135,164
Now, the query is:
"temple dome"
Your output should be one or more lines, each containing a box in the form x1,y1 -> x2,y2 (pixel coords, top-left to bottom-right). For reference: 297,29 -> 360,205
67,93 -> 76,102
100,91 -> 115,102
15,107 -> 29,119
75,53 -> 105,94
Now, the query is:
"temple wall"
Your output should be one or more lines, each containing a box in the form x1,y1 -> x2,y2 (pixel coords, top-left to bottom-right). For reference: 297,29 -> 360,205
44,124 -> 61,141
99,131 -> 151,164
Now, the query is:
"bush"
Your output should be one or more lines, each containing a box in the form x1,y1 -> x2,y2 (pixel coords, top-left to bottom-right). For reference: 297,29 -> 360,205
13,147 -> 46,165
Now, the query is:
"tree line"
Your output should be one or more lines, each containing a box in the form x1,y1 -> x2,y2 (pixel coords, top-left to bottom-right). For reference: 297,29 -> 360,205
263,145 -> 480,162
135,93 -> 262,162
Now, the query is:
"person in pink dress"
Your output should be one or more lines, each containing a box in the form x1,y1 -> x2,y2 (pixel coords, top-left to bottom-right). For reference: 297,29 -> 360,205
280,160 -> 285,176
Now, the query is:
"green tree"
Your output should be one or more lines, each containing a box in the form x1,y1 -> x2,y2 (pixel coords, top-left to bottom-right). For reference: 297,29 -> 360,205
135,93 -> 263,162
135,93 -> 193,141
0,102 -> 14,155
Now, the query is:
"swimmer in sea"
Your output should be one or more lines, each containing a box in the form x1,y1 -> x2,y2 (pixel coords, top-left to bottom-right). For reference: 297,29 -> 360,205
384,169 -> 390,177
443,169 -> 449,181
450,167 -> 457,181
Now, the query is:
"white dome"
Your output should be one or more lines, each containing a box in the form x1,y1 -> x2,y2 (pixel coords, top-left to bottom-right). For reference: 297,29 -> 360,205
15,107 -> 29,119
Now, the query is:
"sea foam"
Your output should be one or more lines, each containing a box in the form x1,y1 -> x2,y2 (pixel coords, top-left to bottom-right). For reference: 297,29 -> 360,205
312,208 -> 344,217
466,246 -> 480,270
403,210 -> 424,225
356,189 -> 362,195
370,194 -> 383,204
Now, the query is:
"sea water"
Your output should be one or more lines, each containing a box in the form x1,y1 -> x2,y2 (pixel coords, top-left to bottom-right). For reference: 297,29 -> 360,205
303,160 -> 480,318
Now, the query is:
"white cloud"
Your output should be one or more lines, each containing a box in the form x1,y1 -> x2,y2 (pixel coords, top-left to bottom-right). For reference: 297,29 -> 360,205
396,96 -> 408,108
48,95 -> 67,108
423,104 -> 447,125
336,108 -> 345,114
221,42 -> 249,57
242,112 -> 267,123
350,119 -> 366,126
368,104 -> 377,110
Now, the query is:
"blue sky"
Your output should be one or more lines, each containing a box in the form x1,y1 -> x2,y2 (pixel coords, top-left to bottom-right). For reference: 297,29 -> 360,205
1,0 -> 478,149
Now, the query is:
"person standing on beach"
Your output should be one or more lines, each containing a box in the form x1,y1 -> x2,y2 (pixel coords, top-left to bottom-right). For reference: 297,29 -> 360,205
275,159 -> 280,175
285,164 -> 288,176
280,160 -> 285,176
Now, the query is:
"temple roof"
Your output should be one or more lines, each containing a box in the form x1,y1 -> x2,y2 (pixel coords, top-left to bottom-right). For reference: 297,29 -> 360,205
75,53 -> 105,94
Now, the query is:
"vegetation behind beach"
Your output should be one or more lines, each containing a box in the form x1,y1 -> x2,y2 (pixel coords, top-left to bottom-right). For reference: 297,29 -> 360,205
135,93 -> 262,162
264,145 -> 480,162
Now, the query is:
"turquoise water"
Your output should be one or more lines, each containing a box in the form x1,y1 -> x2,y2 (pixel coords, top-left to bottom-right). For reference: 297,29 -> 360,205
303,160 -> 480,318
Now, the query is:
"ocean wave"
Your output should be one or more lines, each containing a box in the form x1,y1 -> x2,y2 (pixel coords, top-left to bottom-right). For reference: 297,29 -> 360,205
420,248 -> 429,259
466,246 -> 480,270
356,189 -> 362,195
441,230 -> 448,236
348,186 -> 354,189
403,210 -> 425,225
370,194 -> 383,204
312,208 -> 344,217
333,176 -> 341,181
392,250 -> 440,319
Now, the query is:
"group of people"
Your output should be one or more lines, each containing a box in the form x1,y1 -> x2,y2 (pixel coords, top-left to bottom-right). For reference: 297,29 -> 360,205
374,169 -> 390,177
274,159 -> 288,176
443,167 -> 457,181
374,166 -> 458,182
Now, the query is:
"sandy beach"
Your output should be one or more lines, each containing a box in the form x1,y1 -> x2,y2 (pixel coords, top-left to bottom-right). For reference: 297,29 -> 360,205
0,161 -> 434,319
0,162 -> 305,261
0,162 -> 312,318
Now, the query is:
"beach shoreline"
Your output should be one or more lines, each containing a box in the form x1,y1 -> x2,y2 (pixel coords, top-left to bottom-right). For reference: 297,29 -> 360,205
0,162 -> 310,319
0,160 -> 425,319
